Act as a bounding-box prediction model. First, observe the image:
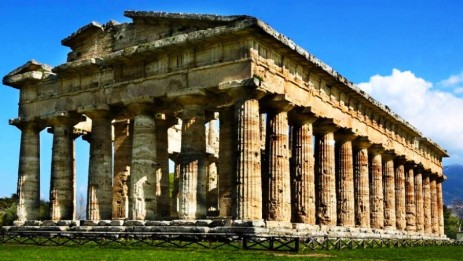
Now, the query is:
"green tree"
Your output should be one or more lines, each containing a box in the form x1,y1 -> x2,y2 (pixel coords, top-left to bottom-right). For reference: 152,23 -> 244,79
444,205 -> 461,239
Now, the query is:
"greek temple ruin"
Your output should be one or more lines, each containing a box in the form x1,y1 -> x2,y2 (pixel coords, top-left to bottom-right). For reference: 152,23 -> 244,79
2,11 -> 448,240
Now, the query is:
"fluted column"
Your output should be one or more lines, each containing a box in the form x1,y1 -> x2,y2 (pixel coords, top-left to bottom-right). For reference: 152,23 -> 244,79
178,99 -> 207,219
436,177 -> 445,235
382,152 -> 396,229
430,175 -> 438,234
405,163 -> 416,232
82,106 -> 113,220
49,115 -> 80,220
414,167 -> 424,233
206,114 -> 219,214
423,172 -> 432,234
353,137 -> 370,228
335,129 -> 356,227
369,145 -> 384,229
14,120 -> 44,221
314,120 -> 338,226
127,102 -> 157,220
394,158 -> 406,231
155,114 -> 171,219
218,107 -> 234,218
289,110 -> 316,224
112,120 -> 132,219
233,94 -> 263,220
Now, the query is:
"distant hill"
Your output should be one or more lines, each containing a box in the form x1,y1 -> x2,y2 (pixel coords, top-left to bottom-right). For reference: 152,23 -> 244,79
443,164 -> 463,205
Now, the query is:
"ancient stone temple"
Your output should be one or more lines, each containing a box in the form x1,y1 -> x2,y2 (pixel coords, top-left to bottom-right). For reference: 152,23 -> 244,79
3,11 -> 448,239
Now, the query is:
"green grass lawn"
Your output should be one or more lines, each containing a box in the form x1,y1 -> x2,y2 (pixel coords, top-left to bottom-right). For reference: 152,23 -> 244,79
1,244 -> 463,261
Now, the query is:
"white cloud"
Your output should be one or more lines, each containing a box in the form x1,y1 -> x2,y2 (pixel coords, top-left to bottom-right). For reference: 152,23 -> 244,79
358,69 -> 463,164
438,72 -> 463,95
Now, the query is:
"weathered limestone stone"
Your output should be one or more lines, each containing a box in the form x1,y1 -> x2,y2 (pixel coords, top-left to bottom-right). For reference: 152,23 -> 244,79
369,145 -> 384,229
233,95 -> 262,221
127,102 -> 157,220
382,152 -> 396,229
178,100 -> 207,219
430,177 -> 438,234
394,158 -> 406,231
155,115 -> 171,218
423,173 -> 432,234
335,130 -> 356,227
81,106 -> 113,220
314,121 -> 337,226
404,164 -> 416,231
14,120 -> 43,221
436,177 -> 444,235
218,108 -> 234,218
206,116 -> 219,213
414,167 -> 424,232
289,111 -> 316,224
112,120 -> 132,219
353,138 -> 370,228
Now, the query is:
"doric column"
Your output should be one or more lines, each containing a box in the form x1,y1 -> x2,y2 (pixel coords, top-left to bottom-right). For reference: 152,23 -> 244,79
289,110 -> 317,224
369,145 -> 384,229
112,119 -> 132,219
49,114 -> 80,220
178,97 -> 207,219
335,129 -> 356,227
353,137 -> 370,228
405,163 -> 416,232
13,120 -> 44,221
414,166 -> 424,232
394,158 -> 406,231
155,113 -> 172,219
382,152 -> 396,229
206,113 -> 219,215
218,107 -> 234,218
436,176 -> 445,235
233,92 -> 263,221
314,120 -> 338,226
80,106 -> 113,220
170,153 -> 180,218
263,97 -> 293,222
423,172 -> 432,234
430,175 -> 438,234
127,101 -> 157,220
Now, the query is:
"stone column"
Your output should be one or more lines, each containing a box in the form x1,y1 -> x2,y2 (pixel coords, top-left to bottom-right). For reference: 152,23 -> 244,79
289,111 -> 316,224
314,120 -> 338,226
263,99 -> 293,222
436,177 -> 445,235
233,93 -> 263,221
170,153 -> 180,218
127,102 -> 157,220
423,172 -> 432,234
112,120 -> 132,219
335,129 -> 356,227
13,120 -> 44,221
404,163 -> 416,232
382,152 -> 396,229
369,145 -> 384,229
206,114 -> 219,215
414,166 -> 424,233
430,175 -> 438,234
394,158 -> 406,231
218,107 -> 234,218
353,137 -> 370,228
49,114 -> 79,221
82,106 -> 113,220
178,98 -> 207,219
155,114 -> 171,219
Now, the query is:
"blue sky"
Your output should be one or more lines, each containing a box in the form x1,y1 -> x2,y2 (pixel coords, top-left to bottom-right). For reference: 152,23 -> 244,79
1,1 -> 462,199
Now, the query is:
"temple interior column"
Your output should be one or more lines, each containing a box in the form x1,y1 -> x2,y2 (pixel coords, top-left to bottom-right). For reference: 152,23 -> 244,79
218,107 -> 234,218
423,172 -> 432,234
353,137 -> 370,228
112,120 -> 132,220
314,120 -> 337,226
155,114 -> 171,219
206,113 -> 219,215
369,145 -> 384,229
430,175 -> 438,234
394,158 -> 406,231
289,111 -> 316,224
405,163 -> 416,232
170,153 -> 180,218
83,107 -> 113,220
127,102 -> 157,220
15,120 -> 43,221
436,177 -> 445,235
178,100 -> 207,219
335,129 -> 356,227
382,152 -> 396,229
415,167 -> 424,232
49,115 -> 79,220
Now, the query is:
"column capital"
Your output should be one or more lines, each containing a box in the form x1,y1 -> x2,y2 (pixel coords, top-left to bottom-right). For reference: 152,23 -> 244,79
394,156 -> 407,165
335,128 -> 357,143
78,104 -> 111,119
313,118 -> 338,135
260,94 -> 295,113
368,144 -> 384,155
353,136 -> 371,149
288,107 -> 317,125
124,99 -> 155,116
46,111 -> 84,127
9,118 -> 46,131
382,150 -> 396,161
